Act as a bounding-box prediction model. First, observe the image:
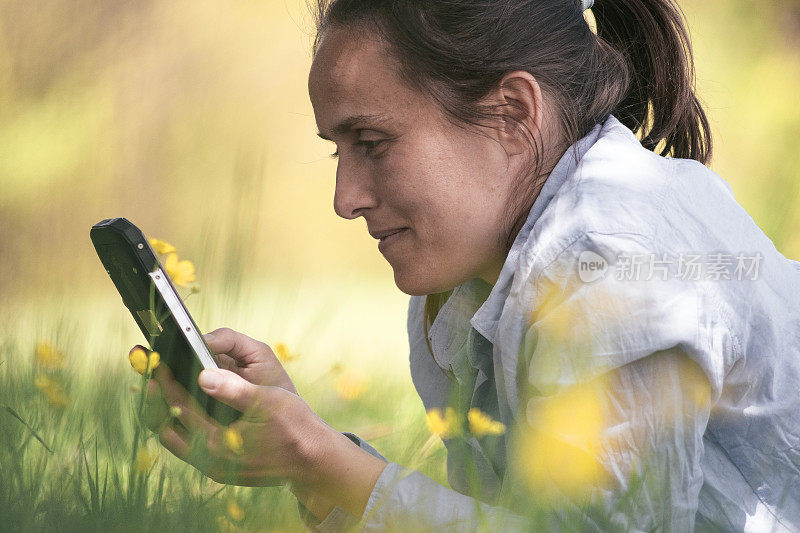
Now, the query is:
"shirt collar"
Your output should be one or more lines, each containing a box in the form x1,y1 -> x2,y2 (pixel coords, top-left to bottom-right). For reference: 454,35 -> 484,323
468,114 -> 613,343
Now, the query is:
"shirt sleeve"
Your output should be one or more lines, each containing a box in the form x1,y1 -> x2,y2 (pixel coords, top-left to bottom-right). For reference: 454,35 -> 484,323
353,464 -> 531,532
516,346 -> 712,530
300,357 -> 712,532
296,440 -> 533,532
347,353 -> 712,532
508,230 -> 726,530
520,230 -> 728,398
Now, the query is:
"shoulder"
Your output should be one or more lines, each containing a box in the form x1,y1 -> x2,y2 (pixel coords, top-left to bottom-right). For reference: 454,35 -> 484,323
524,118 -> 732,271
508,230 -> 730,399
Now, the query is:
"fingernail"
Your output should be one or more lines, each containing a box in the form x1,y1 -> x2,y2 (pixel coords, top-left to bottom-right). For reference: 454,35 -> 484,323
198,370 -> 222,391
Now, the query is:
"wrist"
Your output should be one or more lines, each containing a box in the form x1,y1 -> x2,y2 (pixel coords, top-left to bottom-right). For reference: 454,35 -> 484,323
291,425 -> 387,520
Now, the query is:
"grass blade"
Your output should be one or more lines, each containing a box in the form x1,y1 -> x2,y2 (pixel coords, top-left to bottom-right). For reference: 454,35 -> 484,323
0,403 -> 53,453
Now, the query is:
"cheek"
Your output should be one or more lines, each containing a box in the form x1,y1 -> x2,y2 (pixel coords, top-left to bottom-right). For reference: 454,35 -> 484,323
378,131 -> 510,286
401,217 -> 494,288
380,159 -> 502,247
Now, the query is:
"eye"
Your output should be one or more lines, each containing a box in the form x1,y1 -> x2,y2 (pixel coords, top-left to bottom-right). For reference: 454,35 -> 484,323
328,133 -> 390,159
356,139 -> 384,154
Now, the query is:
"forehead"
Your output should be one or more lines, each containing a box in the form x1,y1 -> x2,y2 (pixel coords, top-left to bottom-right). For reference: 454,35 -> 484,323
308,26 -> 428,132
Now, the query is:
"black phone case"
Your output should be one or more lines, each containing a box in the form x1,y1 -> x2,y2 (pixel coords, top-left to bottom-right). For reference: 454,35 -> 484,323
90,218 -> 240,425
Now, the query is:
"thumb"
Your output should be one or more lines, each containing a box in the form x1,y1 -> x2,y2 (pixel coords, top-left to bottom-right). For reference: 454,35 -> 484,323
203,328 -> 266,366
198,369 -> 263,414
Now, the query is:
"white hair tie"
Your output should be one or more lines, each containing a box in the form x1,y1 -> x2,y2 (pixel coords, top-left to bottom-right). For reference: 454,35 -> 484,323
581,0 -> 594,11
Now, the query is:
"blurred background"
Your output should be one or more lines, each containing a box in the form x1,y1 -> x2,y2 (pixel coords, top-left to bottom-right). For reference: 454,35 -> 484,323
1,0 -> 799,384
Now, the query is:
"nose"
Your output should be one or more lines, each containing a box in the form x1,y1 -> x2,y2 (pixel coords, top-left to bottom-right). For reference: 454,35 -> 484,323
333,156 -> 379,220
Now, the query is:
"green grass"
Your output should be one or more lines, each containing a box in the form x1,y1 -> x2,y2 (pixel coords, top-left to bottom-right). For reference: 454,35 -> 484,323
0,289 -> 447,532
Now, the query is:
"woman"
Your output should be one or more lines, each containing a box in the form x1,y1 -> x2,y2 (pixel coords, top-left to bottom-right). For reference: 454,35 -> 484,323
135,0 -> 800,530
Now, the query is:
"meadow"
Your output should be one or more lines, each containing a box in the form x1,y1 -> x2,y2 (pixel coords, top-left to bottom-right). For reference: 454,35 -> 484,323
0,273 -> 449,532
1,0 -> 799,531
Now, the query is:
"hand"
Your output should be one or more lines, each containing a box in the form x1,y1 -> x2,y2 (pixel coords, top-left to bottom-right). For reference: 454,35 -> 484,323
129,328 -> 386,519
131,327 -> 310,483
203,327 -> 298,395
132,327 -> 298,434
146,362 -> 328,487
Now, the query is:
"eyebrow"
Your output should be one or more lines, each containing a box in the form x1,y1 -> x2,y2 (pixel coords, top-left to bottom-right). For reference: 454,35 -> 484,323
316,113 -> 391,141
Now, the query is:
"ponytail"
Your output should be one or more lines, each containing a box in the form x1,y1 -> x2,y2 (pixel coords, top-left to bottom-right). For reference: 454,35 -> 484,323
592,0 -> 712,163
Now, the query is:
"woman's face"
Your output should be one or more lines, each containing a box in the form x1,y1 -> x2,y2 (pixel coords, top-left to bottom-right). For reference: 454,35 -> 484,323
308,26 -> 523,296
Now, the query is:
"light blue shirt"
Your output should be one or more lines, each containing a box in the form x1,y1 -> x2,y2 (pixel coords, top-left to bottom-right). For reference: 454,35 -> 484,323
299,114 -> 800,532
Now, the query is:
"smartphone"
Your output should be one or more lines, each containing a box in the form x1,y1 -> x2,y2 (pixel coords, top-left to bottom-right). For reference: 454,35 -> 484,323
90,218 -> 240,425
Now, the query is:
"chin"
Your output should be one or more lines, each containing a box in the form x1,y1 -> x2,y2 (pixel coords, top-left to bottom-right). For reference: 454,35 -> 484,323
392,264 -> 454,296
393,270 -> 428,296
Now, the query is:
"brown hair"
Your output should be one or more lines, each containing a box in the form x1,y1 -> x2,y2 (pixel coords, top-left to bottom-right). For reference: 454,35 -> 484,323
311,0 -> 713,348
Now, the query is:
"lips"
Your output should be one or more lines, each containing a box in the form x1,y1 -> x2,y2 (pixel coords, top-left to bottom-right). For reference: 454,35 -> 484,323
378,228 -> 404,239
369,227 -> 408,240
377,228 -> 408,253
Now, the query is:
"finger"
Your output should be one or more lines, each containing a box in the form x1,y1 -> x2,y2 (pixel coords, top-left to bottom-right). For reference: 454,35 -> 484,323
204,424 -> 243,463
145,376 -> 169,405
198,369 -> 264,415
157,417 -> 227,481
159,425 -> 246,486
169,400 -> 218,436
204,328 -> 269,365
158,424 -> 191,461
141,377 -> 171,430
153,366 -> 218,435
212,351 -> 239,373
142,392 -> 170,432
152,361 -> 176,384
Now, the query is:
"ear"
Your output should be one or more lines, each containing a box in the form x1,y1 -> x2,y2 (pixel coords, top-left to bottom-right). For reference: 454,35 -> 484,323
484,70 -> 544,157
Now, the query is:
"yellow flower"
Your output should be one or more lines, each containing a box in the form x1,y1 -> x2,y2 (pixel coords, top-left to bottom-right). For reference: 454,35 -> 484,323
224,427 -> 244,455
128,348 -> 160,375
164,253 -> 196,287
513,382 -> 609,502
336,372 -> 368,400
467,408 -> 506,436
426,407 -> 463,439
169,406 -> 183,418
274,343 -> 299,363
135,448 -> 157,473
149,238 -> 176,255
35,342 -> 66,369
34,374 -> 69,409
227,500 -> 245,522
426,408 -> 448,436
215,516 -> 236,533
